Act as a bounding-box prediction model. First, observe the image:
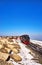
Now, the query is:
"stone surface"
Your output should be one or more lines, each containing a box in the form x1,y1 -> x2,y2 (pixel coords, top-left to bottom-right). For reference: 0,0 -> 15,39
0,60 -> 13,65
0,52 -> 9,61
12,48 -> 19,54
10,54 -> 22,62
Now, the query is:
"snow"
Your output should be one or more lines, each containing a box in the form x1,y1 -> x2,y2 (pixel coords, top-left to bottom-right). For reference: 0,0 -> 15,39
30,39 -> 42,46
10,39 -> 42,65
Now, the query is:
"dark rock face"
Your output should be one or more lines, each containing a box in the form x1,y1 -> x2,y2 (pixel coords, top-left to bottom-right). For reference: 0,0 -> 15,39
28,43 -> 42,54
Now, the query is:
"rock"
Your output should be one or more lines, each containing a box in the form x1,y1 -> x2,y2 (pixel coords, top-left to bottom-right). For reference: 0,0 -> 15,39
7,44 -> 21,50
0,45 -> 3,49
12,48 -> 20,54
0,48 -> 8,53
0,60 -> 13,65
8,39 -> 13,42
13,44 -> 21,49
6,44 -> 14,49
0,52 -> 10,61
10,54 -> 22,62
4,47 -> 12,54
29,43 -> 42,54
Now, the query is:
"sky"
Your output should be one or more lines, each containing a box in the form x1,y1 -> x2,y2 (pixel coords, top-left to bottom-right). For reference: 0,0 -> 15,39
0,0 -> 42,39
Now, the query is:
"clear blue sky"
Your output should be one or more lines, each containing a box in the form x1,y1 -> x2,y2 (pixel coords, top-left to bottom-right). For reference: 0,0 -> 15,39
0,0 -> 42,36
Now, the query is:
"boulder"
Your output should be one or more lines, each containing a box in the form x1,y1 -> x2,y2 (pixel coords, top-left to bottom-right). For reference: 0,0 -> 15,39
0,60 -> 13,65
0,52 -> 10,61
10,54 -> 22,62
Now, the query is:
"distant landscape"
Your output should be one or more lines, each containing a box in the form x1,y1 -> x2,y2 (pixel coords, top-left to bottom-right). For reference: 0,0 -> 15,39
30,35 -> 42,41
0,34 -> 42,41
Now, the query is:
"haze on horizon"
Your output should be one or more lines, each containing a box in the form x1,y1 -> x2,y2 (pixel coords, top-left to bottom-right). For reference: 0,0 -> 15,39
0,0 -> 42,40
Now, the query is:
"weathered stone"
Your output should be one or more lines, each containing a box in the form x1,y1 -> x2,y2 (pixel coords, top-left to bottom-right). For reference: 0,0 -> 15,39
0,52 -> 10,61
12,48 -> 20,54
4,47 -> 12,54
0,60 -> 13,65
10,54 -> 22,62
0,45 -> 3,49
0,48 -> 8,53
29,43 -> 42,54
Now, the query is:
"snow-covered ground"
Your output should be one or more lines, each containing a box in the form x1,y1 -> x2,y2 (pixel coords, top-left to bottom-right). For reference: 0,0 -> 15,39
10,39 -> 42,65
30,39 -> 42,46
